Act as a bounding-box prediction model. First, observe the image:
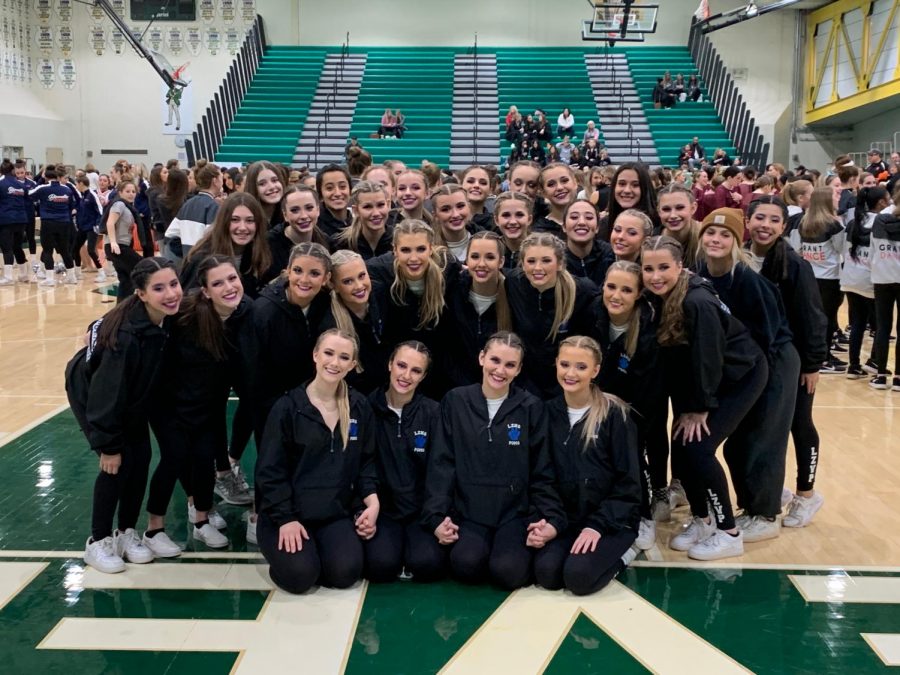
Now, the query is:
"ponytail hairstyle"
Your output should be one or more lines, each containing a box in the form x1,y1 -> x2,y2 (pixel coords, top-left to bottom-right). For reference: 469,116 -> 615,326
519,232 -> 576,341
482,330 -> 526,359
431,184 -> 470,245
328,249 -> 366,370
467,231 -> 512,331
389,340 -> 433,373
189,192 -> 272,280
313,328 -> 360,450
641,235 -> 690,346
97,257 -> 178,350
800,186 -> 838,239
848,186 -> 889,261
179,255 -> 240,361
283,241 -> 332,288
493,191 -> 534,242
538,162 -> 578,203
395,169 -> 433,223
281,184 -> 330,247
336,180 -> 390,251
782,179 -> 813,207
656,182 -> 700,267
604,261 -> 643,358
558,335 -> 629,451
391,220 -> 447,329
193,159 -> 221,191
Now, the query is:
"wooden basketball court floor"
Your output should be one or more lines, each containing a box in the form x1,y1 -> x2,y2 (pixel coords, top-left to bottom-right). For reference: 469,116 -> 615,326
0,278 -> 898,673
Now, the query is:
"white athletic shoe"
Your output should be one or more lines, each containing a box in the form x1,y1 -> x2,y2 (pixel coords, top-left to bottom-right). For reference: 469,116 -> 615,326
634,518 -> 657,550
0,276 -> 14,286
194,522 -> 229,548
670,516 -> 716,552
188,502 -> 227,529
95,270 -> 108,283
84,536 -> 126,574
782,492 -> 824,528
651,498 -> 672,523
740,515 -> 780,543
142,531 -> 182,558
113,528 -> 153,564
668,480 -> 689,509
781,488 -> 794,509
246,515 -> 258,545
39,274 -> 56,287
688,529 -> 744,561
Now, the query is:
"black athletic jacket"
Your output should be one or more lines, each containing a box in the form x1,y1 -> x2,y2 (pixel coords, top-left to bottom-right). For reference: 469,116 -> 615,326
532,216 -> 565,239
344,284 -> 390,395
256,385 -> 379,526
422,384 -> 565,533
653,275 -> 763,413
443,271 -> 501,387
565,241 -> 616,288
698,262 -> 794,364
180,240 -> 276,300
318,207 -> 352,240
505,268 -> 600,399
332,228 -> 393,261
368,387 -> 440,522
65,303 -> 171,455
545,396 -> 641,535
252,279 -> 335,410
751,238 -> 828,374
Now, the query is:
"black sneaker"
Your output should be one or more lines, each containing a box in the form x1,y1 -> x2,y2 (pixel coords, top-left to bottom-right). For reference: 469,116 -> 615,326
820,359 -> 847,374
831,342 -> 848,353
863,359 -> 879,375
893,377 -> 900,392
846,364 -> 865,379
869,375 -> 889,390
835,333 -> 850,345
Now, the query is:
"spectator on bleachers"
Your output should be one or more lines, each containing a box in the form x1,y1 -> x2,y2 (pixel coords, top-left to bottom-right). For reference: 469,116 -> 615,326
505,111 -> 525,144
687,74 -> 702,101
532,111 -> 552,143
687,137 -> 706,169
865,149 -> 888,180
673,73 -> 687,102
556,107 -> 575,137
394,109 -> 406,139
505,105 -> 519,128
569,147 -> 583,169
378,108 -> 397,138
583,138 -> 601,168
529,138 -> 547,166
711,148 -> 732,168
678,145 -> 692,168
581,121 -> 600,148
598,148 -> 612,167
712,166 -> 743,210
546,144 -> 561,164
652,78 -> 675,109
556,136 -> 575,164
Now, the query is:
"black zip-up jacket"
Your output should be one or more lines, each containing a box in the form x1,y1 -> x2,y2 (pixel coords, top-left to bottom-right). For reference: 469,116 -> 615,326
565,241 -> 615,288
750,238 -> 828,373
653,275 -> 763,413
332,228 -> 393,261
344,284 -> 390,395
252,280 -> 336,409
698,262 -> 793,364
444,271 -> 500,387
532,216 -> 565,239
318,207 -> 352,240
505,268 -> 600,398
180,240 -> 276,300
368,387 -> 440,522
256,385 -> 379,526
422,384 -> 565,532
65,303 -> 171,455
545,396 -> 641,534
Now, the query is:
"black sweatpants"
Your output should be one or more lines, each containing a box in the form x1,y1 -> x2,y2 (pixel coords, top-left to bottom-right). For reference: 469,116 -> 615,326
639,401 -> 670,513
816,278 -> 843,359
725,344 -> 801,518
872,283 -> 900,374
671,358 -> 768,531
846,292 -> 874,367
147,418 -> 221,516
40,220 -> 75,270
105,243 -> 141,301
25,217 -> 36,255
225,400 -> 254,467
449,518 -> 533,590
0,223 -> 27,265
72,230 -> 101,269
533,528 -> 636,596
90,420 -> 153,541
258,514 -> 363,594
791,382 -> 819,492
363,517 -> 448,582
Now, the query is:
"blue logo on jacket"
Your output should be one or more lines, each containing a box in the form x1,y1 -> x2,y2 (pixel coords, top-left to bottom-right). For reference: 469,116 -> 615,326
413,431 -> 427,453
507,424 -> 521,446
349,419 -> 358,441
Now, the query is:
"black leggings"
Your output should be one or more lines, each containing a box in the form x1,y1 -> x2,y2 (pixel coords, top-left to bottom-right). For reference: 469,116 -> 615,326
816,278 -> 843,358
534,528 -> 636,596
146,418 -> 221,516
363,517 -> 448,582
226,400 -> 254,467
91,421 -> 153,541
791,381 -> 819,492
25,218 -> 36,255
0,223 -> 27,265
726,344 -> 801,518
40,220 -> 75,270
105,243 -> 141,301
258,514 -> 363,594
72,230 -> 101,269
449,518 -> 532,590
671,359 -> 768,531
846,291 -> 874,367
872,283 -> 900,374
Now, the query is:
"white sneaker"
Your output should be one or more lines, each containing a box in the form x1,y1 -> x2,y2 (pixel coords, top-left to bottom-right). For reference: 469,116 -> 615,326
670,516 -> 716,552
188,502 -> 227,529
35,265 -> 46,279
194,522 -> 229,548
39,275 -> 56,287
246,515 -> 258,545
635,518 -> 657,550
113,528 -> 153,564
95,270 -> 108,282
782,492 -> 824,528
0,277 -> 14,286
651,496 -> 671,523
621,545 -> 639,567
688,529 -> 744,561
781,488 -> 794,509
84,536 -> 126,574
740,515 -> 780,543
734,512 -> 752,531
669,480 -> 689,509
142,531 -> 182,558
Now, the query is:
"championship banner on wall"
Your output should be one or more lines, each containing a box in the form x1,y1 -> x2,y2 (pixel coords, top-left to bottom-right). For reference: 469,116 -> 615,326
166,26 -> 184,55
58,56 -> 75,88
57,23 -> 72,56
36,24 -> 52,55
220,0 -> 236,23
89,24 -> 105,55
110,26 -> 125,54
199,0 -> 215,22
205,26 -> 220,54
35,0 -> 52,23
55,0 -> 72,22
148,26 -> 163,51
110,0 -> 125,18
240,0 -> 255,22
224,26 -> 240,54
87,1 -> 103,21
37,57 -> 54,88
186,26 -> 202,56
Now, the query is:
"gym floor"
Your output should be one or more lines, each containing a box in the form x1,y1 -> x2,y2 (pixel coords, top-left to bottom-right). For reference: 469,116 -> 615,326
0,278 -> 898,673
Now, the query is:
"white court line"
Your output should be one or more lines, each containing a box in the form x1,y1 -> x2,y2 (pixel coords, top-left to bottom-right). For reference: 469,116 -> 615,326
0,403 -> 69,450
861,634 -> 900,667
0,562 -> 48,611
0,550 -> 265,560
81,563 -> 273,590
789,574 -> 900,604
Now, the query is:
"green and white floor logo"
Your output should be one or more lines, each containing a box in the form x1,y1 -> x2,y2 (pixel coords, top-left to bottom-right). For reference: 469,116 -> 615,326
1,560 -> 899,673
